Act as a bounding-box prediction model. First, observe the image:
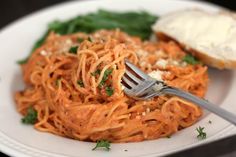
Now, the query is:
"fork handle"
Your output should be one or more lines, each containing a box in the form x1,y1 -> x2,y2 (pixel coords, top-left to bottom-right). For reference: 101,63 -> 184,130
162,87 -> 236,125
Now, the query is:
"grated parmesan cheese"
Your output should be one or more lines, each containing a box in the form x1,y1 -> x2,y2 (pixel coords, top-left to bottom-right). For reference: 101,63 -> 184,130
40,50 -> 47,56
155,59 -> 168,68
65,39 -> 72,45
136,50 -> 148,57
148,70 -> 163,81
172,60 -> 179,66
181,62 -> 187,67
121,84 -> 125,90
140,61 -> 146,67
155,50 -> 165,55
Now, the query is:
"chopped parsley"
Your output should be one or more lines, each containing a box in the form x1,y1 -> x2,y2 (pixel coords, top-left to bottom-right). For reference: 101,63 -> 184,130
99,68 -> 113,87
77,37 -> 84,43
69,46 -> 78,54
92,140 -> 111,151
196,126 -> 207,140
77,80 -> 84,87
91,69 -> 101,76
21,106 -> 37,124
105,86 -> 114,96
88,37 -> 93,42
166,135 -> 171,138
182,54 -> 200,65
208,120 -> 212,124
56,78 -> 61,86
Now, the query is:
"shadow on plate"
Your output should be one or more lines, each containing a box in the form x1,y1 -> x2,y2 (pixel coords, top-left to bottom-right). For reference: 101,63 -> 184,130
202,67 -> 234,118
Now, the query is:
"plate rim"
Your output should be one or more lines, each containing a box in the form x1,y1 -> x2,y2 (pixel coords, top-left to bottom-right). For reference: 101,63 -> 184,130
0,0 -> 234,157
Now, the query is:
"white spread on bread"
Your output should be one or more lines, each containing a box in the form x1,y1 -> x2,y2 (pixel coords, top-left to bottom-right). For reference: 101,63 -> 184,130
152,9 -> 236,62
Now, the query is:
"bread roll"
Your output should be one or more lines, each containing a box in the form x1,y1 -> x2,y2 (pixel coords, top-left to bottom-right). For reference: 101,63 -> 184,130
152,9 -> 236,69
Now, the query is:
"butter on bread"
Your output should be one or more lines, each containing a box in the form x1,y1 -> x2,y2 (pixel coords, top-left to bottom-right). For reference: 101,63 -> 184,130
152,9 -> 236,69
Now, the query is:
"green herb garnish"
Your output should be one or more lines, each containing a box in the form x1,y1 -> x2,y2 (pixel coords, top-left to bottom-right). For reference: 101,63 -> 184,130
69,46 -> 78,54
91,69 -> 101,76
208,120 -> 212,124
166,135 -> 171,138
77,80 -> 84,87
21,106 -> 37,124
46,10 -> 157,40
92,140 -> 111,151
17,58 -> 29,65
77,37 -> 84,43
17,10 -> 158,64
99,68 -> 113,87
196,126 -> 207,140
88,37 -> 92,42
105,86 -> 114,96
182,54 -> 200,65
56,78 -> 61,86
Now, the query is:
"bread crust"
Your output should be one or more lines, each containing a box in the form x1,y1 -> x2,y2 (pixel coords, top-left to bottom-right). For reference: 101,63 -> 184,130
156,32 -> 236,69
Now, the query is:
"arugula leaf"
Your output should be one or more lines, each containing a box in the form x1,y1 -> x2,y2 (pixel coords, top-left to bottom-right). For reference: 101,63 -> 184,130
77,80 -> 84,87
182,54 -> 200,65
91,69 -> 101,76
47,10 -> 157,40
17,58 -> 29,65
196,126 -> 206,140
92,140 -> 111,151
105,86 -> 114,96
21,106 -> 37,124
69,46 -> 78,54
99,68 -> 113,87
18,10 -> 158,65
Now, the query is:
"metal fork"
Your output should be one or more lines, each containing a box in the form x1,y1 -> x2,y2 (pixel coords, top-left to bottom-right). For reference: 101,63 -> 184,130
122,59 -> 236,125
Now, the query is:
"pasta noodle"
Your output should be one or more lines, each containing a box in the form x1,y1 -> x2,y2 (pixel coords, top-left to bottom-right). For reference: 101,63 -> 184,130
15,29 -> 208,142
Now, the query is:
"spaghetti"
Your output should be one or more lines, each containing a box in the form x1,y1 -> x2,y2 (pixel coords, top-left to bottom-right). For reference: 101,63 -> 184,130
15,29 -> 208,142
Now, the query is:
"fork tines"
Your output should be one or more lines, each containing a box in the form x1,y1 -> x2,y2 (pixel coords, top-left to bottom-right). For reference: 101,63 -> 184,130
121,59 -> 157,97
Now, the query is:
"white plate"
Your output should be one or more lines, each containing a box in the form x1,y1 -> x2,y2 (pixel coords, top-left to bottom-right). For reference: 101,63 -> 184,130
0,0 -> 236,156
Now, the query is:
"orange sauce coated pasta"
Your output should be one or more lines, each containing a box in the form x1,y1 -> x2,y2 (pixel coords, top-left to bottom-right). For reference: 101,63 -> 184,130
15,30 -> 208,142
